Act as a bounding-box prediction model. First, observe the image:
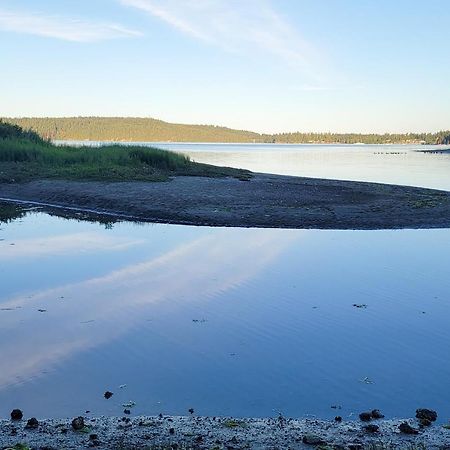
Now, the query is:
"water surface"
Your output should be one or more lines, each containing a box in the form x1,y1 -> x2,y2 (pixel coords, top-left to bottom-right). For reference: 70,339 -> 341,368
1,206 -> 449,421
56,141 -> 450,191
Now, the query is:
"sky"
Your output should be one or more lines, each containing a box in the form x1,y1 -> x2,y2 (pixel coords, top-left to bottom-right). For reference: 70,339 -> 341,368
0,0 -> 449,134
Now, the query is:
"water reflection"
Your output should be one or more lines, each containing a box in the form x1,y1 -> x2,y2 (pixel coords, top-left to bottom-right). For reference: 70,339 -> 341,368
1,207 -> 450,421
0,212 -> 297,396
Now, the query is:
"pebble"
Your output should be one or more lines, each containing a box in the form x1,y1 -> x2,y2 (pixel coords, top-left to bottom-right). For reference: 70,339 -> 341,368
371,409 -> 385,419
25,417 -> 39,429
10,409 -> 23,421
359,412 -> 372,422
416,408 -> 437,423
71,416 -> 85,431
302,433 -> 325,445
364,424 -> 379,433
399,422 -> 419,435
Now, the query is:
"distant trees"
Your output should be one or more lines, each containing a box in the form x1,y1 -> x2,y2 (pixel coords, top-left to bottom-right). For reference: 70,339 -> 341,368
0,120 -> 44,143
1,117 -> 449,145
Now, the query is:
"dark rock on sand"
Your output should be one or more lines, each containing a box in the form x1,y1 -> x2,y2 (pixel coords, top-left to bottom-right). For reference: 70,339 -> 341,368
419,418 -> 432,427
416,408 -> 437,423
104,391 -> 113,399
302,433 -> 325,445
371,409 -> 385,419
399,422 -> 419,435
359,412 -> 372,422
334,416 -> 342,422
10,409 -> 23,420
25,417 -> 39,429
364,424 -> 379,433
124,409 -> 131,415
71,416 -> 85,430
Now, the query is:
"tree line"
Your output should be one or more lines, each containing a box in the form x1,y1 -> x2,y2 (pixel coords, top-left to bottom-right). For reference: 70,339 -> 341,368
2,117 -> 449,145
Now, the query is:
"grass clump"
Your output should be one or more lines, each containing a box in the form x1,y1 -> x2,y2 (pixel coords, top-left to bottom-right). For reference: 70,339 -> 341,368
0,122 -> 251,183
222,419 -> 247,428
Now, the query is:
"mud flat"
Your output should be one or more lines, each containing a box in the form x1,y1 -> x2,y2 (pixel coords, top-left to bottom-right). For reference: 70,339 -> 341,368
1,414 -> 450,449
0,173 -> 450,229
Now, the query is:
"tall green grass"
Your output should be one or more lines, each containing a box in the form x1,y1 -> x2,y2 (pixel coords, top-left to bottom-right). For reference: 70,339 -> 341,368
0,140 -> 191,170
0,121 -> 250,182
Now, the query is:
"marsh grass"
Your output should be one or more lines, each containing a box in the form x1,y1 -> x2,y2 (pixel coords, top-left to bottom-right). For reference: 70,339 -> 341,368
0,122 -> 251,182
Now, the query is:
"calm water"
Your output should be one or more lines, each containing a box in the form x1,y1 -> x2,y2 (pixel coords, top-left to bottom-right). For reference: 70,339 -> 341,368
1,207 -> 450,421
56,141 -> 450,191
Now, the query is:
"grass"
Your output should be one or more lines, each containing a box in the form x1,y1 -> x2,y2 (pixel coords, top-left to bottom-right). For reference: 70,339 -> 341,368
0,122 -> 252,183
222,419 -> 247,429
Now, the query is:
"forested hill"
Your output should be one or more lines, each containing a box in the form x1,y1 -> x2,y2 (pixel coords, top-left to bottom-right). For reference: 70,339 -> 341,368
2,117 -> 261,143
2,117 -> 450,145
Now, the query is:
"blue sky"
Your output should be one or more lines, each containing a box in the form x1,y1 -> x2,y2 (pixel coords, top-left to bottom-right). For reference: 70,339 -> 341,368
1,0 -> 449,133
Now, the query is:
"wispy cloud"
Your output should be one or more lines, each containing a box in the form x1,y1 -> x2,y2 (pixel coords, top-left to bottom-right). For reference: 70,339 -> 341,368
0,8 -> 142,42
119,0 -> 318,70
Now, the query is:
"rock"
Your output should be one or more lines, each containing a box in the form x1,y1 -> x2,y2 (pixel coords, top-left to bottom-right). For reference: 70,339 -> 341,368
419,418 -> 432,427
416,408 -> 437,422
123,409 -> 131,415
25,417 -> 39,429
10,409 -> 23,420
302,433 -> 325,445
169,427 -> 175,434
188,408 -> 194,414
359,412 -> 372,422
364,424 -> 379,433
335,416 -> 342,422
371,409 -> 385,419
71,416 -> 85,430
399,422 -> 419,435
104,391 -> 113,399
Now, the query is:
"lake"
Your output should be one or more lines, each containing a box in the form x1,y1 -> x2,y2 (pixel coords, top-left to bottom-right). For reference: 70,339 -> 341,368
1,143 -> 450,421
56,141 -> 450,191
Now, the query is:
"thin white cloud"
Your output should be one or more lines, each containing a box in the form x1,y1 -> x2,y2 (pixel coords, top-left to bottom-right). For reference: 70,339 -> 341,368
119,0 -> 317,70
0,8 -> 142,42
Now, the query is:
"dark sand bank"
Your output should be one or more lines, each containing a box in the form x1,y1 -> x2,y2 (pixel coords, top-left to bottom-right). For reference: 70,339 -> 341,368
1,174 -> 450,229
1,414 -> 450,449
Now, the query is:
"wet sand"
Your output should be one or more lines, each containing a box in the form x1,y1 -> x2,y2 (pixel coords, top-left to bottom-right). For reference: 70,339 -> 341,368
0,173 -> 450,229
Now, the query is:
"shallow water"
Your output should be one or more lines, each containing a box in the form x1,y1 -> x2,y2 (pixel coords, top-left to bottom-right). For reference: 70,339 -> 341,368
1,207 -> 450,421
56,141 -> 450,191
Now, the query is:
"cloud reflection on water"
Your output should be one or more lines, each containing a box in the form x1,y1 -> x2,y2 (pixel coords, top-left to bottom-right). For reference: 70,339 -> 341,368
0,232 -> 145,261
0,227 -> 299,388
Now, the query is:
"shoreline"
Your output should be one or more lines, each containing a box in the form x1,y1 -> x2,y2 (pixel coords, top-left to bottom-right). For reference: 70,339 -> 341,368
1,173 -> 450,229
1,414 -> 450,449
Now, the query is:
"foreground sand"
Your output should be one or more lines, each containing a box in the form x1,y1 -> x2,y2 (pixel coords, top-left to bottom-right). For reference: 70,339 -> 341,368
1,414 -> 450,449
0,173 -> 450,229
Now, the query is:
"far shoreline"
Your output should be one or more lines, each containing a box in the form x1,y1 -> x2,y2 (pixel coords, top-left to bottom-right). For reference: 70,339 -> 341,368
1,173 -> 450,230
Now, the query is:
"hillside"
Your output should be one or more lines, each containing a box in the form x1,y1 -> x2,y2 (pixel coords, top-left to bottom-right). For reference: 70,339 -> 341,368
2,117 -> 263,143
2,117 -> 450,145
